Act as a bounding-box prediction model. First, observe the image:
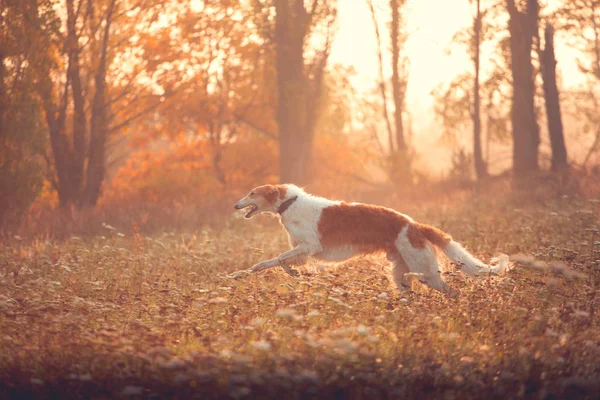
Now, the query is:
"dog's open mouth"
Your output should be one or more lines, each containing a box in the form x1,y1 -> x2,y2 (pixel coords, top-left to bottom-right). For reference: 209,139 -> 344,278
243,204 -> 258,218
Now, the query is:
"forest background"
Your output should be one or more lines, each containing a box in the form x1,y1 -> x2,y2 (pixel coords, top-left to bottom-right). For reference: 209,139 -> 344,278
2,0 -> 600,235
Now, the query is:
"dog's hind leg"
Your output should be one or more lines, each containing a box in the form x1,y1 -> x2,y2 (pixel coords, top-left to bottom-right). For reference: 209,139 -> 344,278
388,251 -> 411,292
396,235 -> 454,295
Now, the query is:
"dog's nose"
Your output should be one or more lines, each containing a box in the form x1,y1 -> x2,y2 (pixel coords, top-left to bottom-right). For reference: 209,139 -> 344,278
234,201 -> 242,210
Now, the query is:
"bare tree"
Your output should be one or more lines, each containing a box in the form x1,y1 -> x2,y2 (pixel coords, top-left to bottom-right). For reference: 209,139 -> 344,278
506,0 -> 540,177
472,0 -> 487,179
33,0 -> 175,208
366,0 -> 393,151
274,0 -> 335,185
82,0 -> 116,207
390,0 -> 407,153
557,0 -> 600,167
366,0 -> 411,184
538,24 -> 568,171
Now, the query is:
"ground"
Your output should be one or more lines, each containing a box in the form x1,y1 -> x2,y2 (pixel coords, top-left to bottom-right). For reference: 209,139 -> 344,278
1,190 -> 599,399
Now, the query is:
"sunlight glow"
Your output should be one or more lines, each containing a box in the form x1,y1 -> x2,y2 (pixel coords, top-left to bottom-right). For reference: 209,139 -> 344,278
331,0 -> 582,116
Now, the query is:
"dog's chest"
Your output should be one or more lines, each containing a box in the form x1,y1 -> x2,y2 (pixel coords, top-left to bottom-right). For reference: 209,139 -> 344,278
280,206 -> 322,245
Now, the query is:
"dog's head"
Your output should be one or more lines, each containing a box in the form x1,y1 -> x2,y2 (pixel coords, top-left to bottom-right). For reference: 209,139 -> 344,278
234,184 -> 288,218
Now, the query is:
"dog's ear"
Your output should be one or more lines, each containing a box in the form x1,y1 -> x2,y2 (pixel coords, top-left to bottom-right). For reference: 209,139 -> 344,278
276,185 -> 287,200
265,186 -> 279,204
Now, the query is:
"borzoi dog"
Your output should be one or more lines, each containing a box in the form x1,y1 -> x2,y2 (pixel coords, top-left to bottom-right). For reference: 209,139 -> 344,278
234,184 -> 508,294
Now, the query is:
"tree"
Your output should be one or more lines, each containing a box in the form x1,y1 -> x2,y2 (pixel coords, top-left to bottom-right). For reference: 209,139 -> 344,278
37,0 -> 120,208
557,0 -> 600,166
367,0 -> 411,184
273,0 -> 336,185
30,0 -> 179,209
138,0 -> 277,187
506,0 -> 540,177
366,0 -> 394,152
433,0 -> 512,177
0,0 -> 52,216
389,0 -> 411,184
538,23 -> 568,171
390,0 -> 407,153
472,0 -> 488,179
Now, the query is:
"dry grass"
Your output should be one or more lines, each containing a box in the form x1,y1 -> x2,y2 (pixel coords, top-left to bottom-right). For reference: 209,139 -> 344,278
1,192 -> 600,399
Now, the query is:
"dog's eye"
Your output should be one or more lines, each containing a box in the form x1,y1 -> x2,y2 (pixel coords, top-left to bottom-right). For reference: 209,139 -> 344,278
250,190 -> 256,195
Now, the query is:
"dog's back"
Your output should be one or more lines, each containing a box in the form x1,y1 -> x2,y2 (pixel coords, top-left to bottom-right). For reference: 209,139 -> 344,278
317,202 -> 411,256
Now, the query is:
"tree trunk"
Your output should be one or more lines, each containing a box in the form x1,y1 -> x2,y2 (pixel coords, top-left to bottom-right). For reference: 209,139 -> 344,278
304,45 -> 329,178
389,0 -> 412,185
83,0 -> 115,207
65,0 -> 86,204
40,76 -> 73,208
32,0 -> 74,208
367,0 -> 394,152
390,0 -> 408,155
0,0 -> 6,145
473,0 -> 487,179
0,49 -> 5,143
275,0 -> 309,184
540,24 -> 568,171
390,0 -> 406,152
507,0 -> 540,177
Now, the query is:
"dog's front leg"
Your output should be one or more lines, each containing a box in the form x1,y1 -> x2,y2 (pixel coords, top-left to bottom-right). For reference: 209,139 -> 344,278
277,244 -> 314,276
249,257 -> 299,276
249,244 -> 314,276
249,258 -> 280,273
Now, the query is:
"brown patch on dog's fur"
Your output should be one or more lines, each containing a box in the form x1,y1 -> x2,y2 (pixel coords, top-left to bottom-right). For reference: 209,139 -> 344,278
407,223 -> 452,249
278,186 -> 287,200
253,185 -> 279,205
318,203 -> 409,254
406,224 -> 426,249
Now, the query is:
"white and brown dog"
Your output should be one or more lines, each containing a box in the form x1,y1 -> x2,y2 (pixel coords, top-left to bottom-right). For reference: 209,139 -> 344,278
234,184 -> 508,294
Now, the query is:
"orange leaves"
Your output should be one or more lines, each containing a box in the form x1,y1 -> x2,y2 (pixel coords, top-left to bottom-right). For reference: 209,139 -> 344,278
28,180 -> 59,214
100,129 -> 375,211
100,136 -> 279,209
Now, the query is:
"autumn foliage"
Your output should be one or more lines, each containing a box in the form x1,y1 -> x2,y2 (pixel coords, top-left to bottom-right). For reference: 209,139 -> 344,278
101,133 -> 375,209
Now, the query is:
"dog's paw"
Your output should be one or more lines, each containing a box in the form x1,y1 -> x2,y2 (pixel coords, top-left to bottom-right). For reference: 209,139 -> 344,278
230,270 -> 251,279
285,268 -> 300,277
249,261 -> 271,273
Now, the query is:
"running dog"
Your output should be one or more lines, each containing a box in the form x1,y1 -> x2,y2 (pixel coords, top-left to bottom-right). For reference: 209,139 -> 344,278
234,184 -> 508,294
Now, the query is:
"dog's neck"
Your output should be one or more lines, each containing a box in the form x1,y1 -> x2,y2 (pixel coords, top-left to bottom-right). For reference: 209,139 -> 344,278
277,196 -> 298,215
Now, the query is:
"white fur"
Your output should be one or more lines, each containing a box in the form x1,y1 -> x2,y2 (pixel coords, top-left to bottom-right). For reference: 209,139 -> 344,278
278,185 -> 339,254
392,226 -> 451,292
442,241 -> 509,276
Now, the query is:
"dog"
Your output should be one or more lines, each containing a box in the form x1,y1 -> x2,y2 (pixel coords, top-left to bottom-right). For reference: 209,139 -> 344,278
234,184 -> 508,294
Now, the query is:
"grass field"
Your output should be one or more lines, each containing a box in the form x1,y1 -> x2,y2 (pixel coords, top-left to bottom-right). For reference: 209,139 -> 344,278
1,188 -> 599,399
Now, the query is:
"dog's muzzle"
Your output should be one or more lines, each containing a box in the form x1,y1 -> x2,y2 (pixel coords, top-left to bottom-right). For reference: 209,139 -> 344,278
234,199 -> 258,218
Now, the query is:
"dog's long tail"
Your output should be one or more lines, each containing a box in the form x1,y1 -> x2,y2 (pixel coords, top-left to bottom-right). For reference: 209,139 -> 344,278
418,223 -> 509,276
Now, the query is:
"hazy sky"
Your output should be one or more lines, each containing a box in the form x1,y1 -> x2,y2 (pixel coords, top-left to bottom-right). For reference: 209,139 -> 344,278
328,0 -> 585,173
330,0 -> 581,126
331,0 -> 472,107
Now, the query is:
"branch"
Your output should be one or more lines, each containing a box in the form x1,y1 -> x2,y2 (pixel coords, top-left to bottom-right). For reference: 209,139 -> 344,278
527,0 -> 539,35
506,0 -> 517,16
369,123 -> 385,155
366,0 -> 395,153
235,117 -> 278,140
107,98 -> 163,134
591,1 -> 600,79
107,73 -> 186,135
330,165 -> 382,188
306,0 -> 319,28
